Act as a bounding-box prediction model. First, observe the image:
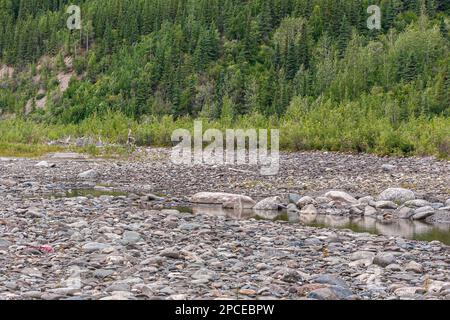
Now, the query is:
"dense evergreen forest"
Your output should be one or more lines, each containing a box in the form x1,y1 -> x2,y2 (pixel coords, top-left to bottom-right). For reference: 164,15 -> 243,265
0,0 -> 449,157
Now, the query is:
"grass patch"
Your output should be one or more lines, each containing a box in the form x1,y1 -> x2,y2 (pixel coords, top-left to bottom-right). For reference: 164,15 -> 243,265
0,143 -> 64,158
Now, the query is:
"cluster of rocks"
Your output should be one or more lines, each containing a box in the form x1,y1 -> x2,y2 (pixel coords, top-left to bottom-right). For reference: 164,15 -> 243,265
189,189 -> 450,224
0,195 -> 448,300
0,150 -> 449,300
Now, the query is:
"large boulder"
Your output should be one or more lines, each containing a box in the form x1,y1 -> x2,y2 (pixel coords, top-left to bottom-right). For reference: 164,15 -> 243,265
254,196 -> 283,210
324,191 -> 357,204
378,188 -> 415,204
190,192 -> 256,209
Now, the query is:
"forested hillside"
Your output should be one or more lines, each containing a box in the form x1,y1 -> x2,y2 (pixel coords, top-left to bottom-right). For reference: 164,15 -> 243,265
0,0 -> 449,157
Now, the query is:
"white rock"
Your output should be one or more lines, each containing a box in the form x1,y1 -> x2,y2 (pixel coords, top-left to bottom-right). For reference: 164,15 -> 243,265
324,191 -> 357,204
190,192 -> 255,209
78,169 -> 98,180
35,161 -> 55,168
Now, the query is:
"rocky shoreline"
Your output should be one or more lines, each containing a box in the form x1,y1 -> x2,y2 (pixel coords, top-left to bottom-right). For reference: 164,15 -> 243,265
0,149 -> 449,300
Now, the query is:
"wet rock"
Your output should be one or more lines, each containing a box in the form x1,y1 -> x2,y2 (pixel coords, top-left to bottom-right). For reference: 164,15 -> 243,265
287,210 -> 300,223
397,207 -> 415,219
300,204 -> 317,215
378,188 -> 415,204
411,206 -> 435,220
364,206 -> 377,216
350,206 -> 363,215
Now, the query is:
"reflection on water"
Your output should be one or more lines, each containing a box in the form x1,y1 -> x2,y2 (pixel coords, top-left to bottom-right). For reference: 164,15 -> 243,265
179,204 -> 450,245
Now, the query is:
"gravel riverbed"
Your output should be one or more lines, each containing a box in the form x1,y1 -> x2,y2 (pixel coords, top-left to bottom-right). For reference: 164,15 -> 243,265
0,149 -> 449,300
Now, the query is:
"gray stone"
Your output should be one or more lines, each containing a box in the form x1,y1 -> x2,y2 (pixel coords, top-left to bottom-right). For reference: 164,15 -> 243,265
121,231 -> 141,245
287,211 -> 300,223
374,201 -> 398,209
397,207 -> 415,219
93,269 -> 115,278
179,223 -> 202,231
364,206 -> 377,216
350,251 -> 375,261
313,274 -> 348,288
412,206 -> 435,220
373,253 -> 396,267
405,261 -> 423,273
192,268 -> 216,281
288,193 -> 301,204
160,247 -> 181,259
444,198 -> 450,207
144,193 -> 164,201
378,188 -> 415,204
349,206 -> 363,215
404,199 -> 431,208
358,196 -> 374,205
308,286 -> 352,300
254,196 -> 283,210
82,242 -> 111,252
190,192 -> 256,208
296,196 -> 316,208
382,164 -> 396,172
0,238 -> 11,249
78,169 -> 98,180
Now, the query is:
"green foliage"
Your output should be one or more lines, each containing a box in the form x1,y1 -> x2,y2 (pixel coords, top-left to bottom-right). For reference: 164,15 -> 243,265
0,0 -> 448,158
